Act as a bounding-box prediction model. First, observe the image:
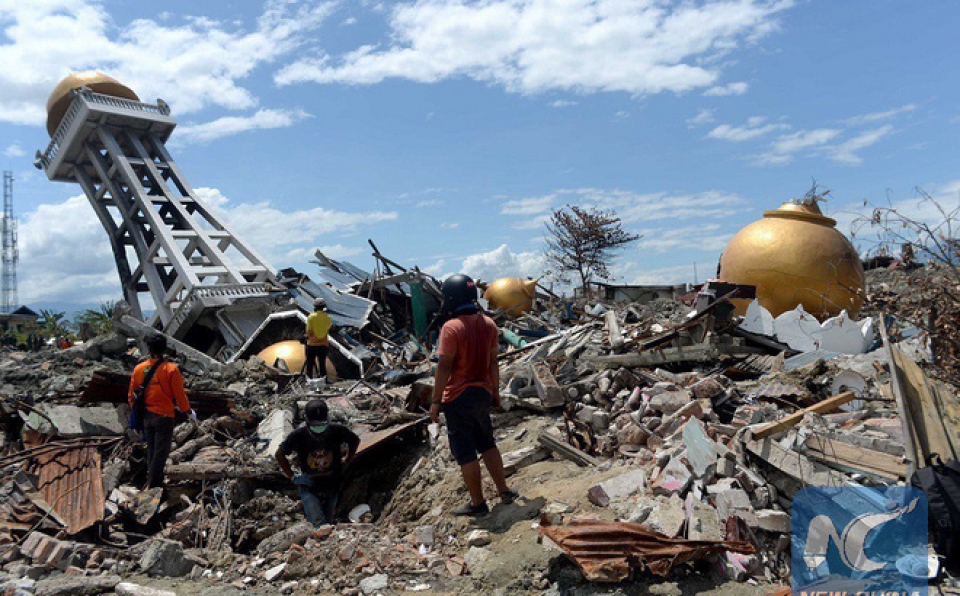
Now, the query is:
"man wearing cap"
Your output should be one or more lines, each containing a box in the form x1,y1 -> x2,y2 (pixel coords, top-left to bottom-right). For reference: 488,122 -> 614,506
303,297 -> 332,379
430,274 -> 517,516
275,399 -> 360,526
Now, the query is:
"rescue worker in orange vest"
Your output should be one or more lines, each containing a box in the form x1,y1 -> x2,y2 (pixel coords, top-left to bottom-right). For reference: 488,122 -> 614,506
127,335 -> 195,488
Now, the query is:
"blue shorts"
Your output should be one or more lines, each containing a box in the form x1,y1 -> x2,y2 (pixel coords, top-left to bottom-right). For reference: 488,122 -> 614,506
441,386 -> 497,465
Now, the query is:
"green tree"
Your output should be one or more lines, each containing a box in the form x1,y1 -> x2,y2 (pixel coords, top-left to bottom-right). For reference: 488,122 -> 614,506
544,205 -> 640,295
38,309 -> 68,337
75,300 -> 117,338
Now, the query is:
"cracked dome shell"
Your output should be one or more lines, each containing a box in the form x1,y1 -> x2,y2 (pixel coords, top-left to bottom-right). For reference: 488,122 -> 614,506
46,71 -> 139,137
718,200 -> 865,320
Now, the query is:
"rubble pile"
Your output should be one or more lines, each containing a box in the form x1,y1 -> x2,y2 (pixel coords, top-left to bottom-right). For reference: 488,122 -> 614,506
0,266 -> 956,595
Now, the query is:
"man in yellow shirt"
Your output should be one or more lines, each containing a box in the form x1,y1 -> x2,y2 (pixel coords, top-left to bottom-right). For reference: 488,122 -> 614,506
304,297 -> 332,379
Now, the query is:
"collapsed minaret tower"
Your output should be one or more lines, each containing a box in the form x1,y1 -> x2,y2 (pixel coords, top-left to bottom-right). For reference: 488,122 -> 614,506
35,72 -> 279,358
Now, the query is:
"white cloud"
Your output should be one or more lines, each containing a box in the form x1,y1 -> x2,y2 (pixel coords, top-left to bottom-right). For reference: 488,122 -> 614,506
755,128 -> 840,165
827,124 -> 894,165
844,104 -> 916,126
501,196 -> 554,215
315,244 -> 364,259
0,0 -> 335,126
440,221 -> 460,229
174,109 -> 311,144
554,188 -> 746,223
687,108 -> 715,127
18,195 -> 119,304
512,213 -> 551,231
3,143 -> 25,158
459,244 -> 545,282
549,100 -> 578,108
627,264 -> 699,285
193,188 -> 397,259
636,223 -> 733,253
17,187 -> 397,305
415,199 -> 443,208
702,81 -> 749,96
276,0 -> 793,96
708,116 -> 788,141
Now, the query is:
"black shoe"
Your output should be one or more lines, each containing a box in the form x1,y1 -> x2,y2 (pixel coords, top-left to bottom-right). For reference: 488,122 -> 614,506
499,490 -> 519,504
452,501 -> 489,516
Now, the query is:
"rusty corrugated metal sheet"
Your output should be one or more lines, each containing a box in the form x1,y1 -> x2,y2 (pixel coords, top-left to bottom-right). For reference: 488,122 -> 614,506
33,446 -> 105,535
538,517 -> 755,582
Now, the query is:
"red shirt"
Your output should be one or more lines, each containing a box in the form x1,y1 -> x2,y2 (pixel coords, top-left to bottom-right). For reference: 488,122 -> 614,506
438,312 -> 498,403
127,358 -> 191,418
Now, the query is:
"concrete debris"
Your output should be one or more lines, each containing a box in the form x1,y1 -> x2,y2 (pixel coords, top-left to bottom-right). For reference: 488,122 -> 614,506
138,539 -> 196,577
0,265 -> 955,594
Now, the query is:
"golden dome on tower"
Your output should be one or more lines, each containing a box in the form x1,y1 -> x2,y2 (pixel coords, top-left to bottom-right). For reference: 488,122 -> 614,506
718,196 -> 865,320
46,71 -> 139,137
483,278 -> 538,316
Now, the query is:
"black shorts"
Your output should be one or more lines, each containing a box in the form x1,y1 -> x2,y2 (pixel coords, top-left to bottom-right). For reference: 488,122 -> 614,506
441,386 -> 497,465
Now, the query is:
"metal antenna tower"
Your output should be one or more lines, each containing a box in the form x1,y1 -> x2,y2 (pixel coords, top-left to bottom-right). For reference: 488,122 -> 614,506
1,172 -> 17,314
35,79 -> 278,357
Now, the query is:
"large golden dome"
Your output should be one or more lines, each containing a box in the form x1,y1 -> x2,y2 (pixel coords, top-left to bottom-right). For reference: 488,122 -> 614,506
257,340 -> 306,373
483,278 -> 538,316
46,71 -> 139,136
719,199 -> 865,320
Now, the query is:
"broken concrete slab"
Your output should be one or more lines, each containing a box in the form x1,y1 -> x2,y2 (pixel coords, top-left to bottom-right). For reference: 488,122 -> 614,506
651,457 -> 692,496
681,419 -> 717,478
642,494 -> 686,538
256,521 -> 316,555
587,469 -> 645,507
467,529 -> 491,547
139,539 -> 196,577
359,573 -> 389,595
685,494 -> 723,541
501,446 -> 550,476
531,362 -> 566,408
753,509 -> 790,534
648,390 -> 691,415
712,486 -> 755,526
256,409 -> 294,458
34,574 -> 121,596
35,404 -> 126,437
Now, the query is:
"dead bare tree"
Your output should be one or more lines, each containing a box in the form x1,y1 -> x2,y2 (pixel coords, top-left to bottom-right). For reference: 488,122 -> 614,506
543,205 -> 640,297
852,188 -> 960,382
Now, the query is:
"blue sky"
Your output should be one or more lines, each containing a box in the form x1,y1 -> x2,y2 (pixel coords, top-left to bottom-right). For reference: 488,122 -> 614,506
0,0 -> 958,310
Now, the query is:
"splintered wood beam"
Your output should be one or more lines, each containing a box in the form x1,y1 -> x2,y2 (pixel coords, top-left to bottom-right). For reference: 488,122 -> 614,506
749,391 -> 856,439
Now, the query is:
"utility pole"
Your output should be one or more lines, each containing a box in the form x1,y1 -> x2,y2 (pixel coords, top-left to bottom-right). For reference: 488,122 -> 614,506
1,172 -> 17,313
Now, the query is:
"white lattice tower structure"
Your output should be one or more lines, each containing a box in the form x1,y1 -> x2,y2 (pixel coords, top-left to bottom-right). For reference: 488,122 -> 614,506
36,78 -> 278,353
1,171 -> 17,314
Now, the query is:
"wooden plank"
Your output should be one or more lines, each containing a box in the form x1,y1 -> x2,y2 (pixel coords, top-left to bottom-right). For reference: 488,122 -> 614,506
882,316 -> 959,471
538,428 -> 600,467
749,391 -> 855,439
801,435 -> 906,480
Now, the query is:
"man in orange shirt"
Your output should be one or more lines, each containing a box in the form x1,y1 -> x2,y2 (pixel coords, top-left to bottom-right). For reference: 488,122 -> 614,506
430,274 -> 517,516
128,334 -> 194,488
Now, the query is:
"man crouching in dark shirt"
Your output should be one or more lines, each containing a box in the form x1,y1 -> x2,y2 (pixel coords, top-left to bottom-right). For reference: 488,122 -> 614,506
275,399 -> 360,526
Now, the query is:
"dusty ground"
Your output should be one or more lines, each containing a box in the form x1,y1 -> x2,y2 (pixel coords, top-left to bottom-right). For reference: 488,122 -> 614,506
125,414 -> 778,595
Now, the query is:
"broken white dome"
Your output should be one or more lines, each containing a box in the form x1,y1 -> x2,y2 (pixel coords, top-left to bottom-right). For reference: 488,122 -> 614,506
740,300 -> 874,354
